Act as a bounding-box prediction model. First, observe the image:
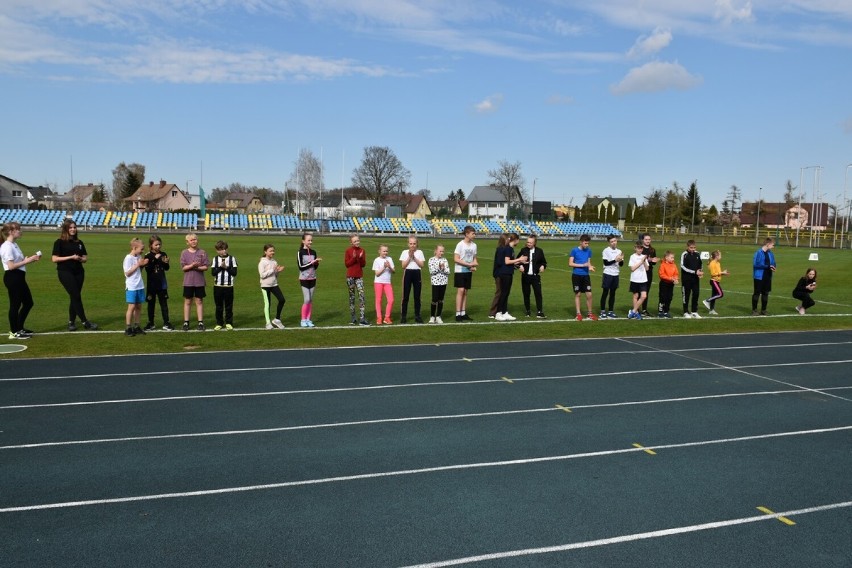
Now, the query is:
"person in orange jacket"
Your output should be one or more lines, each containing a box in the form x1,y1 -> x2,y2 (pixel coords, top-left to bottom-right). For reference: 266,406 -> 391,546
657,250 -> 679,318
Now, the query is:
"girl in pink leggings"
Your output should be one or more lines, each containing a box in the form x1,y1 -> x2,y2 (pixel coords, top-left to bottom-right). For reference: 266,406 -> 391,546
372,244 -> 395,324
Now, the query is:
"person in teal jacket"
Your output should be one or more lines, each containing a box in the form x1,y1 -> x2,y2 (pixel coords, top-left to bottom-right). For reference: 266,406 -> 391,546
751,237 -> 776,315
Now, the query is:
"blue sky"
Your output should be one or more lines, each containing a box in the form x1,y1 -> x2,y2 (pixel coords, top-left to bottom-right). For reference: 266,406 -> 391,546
2,1 -> 851,209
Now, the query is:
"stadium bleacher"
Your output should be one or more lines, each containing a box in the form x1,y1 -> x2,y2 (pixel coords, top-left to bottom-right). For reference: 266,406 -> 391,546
0,208 -> 621,238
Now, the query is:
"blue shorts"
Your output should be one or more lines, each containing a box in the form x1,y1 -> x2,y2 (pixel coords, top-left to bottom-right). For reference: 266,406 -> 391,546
126,288 -> 146,304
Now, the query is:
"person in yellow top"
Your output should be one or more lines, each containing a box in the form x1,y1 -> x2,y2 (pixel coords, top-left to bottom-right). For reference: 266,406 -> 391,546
703,249 -> 729,315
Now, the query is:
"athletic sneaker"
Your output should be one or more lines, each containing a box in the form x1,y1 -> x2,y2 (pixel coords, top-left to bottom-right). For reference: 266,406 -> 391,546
305,320 -> 315,327
163,322 -> 175,331
225,324 -> 233,330
587,313 -> 598,321
182,321 -> 190,331
751,310 -> 759,316
359,319 -> 370,326
796,306 -> 805,315
461,314 -> 472,321
488,314 -> 496,319
640,310 -> 650,317
663,312 -> 672,318
503,313 -> 517,321
691,313 -> 702,319
702,299 -> 711,311
302,320 -> 310,327
266,323 -> 274,330
599,311 -> 608,320
83,321 -> 98,330
683,312 -> 693,318
124,327 -> 134,337
429,316 -> 436,323
214,325 -> 223,331
708,309 -> 719,315
759,311 -> 767,316
435,316 -> 444,324
271,318 -> 285,329
350,318 -> 357,325
627,310 -> 635,319
144,322 -> 156,332
634,312 -> 643,320
383,318 -> 393,325
9,331 -> 29,340
197,322 -> 205,331
134,326 -> 145,335
575,313 -> 583,321
495,312 -> 506,321
537,312 -> 547,319
68,321 -> 77,331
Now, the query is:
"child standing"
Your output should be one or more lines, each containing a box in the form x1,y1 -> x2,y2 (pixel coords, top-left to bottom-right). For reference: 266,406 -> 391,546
657,250 -> 679,318
680,240 -> 703,318
1,222 -> 39,339
297,232 -> 321,327
702,249 -> 728,315
123,238 -> 148,336
344,234 -> 369,325
144,235 -> 173,330
180,233 -> 209,331
453,225 -> 478,322
211,240 -> 237,330
599,234 -> 623,319
569,234 -> 597,321
628,241 -> 649,320
372,244 -> 395,324
793,268 -> 817,315
399,236 -> 425,323
259,244 -> 286,329
427,244 -> 450,324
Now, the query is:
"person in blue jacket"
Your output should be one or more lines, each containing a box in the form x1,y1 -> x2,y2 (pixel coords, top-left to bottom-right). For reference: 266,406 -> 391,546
751,237 -> 776,316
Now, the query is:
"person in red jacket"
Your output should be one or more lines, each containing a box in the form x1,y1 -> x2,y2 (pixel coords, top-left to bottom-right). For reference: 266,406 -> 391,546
344,234 -> 369,325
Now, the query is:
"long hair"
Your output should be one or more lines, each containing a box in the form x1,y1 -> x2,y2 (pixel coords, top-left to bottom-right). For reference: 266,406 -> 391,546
60,220 -> 78,242
497,233 -> 509,247
1,222 -> 21,240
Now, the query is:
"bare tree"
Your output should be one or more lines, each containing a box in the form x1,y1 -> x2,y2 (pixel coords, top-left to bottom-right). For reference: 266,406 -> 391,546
351,146 -> 411,215
487,160 -> 527,210
111,162 -> 145,208
287,148 -> 325,217
783,179 -> 797,208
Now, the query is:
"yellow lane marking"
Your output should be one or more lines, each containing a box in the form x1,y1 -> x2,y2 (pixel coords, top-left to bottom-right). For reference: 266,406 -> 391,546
632,443 -> 657,455
756,506 -> 796,526
501,376 -> 514,384
555,404 -> 572,413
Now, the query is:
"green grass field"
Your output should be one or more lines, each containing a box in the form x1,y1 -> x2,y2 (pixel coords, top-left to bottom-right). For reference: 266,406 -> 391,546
4,229 -> 851,358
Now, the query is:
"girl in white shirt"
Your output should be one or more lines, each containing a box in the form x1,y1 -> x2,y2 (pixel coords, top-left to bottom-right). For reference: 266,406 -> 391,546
1,222 -> 40,339
372,245 -> 395,324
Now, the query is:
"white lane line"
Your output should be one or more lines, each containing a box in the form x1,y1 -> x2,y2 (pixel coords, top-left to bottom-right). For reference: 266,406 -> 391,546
2,340 -> 850,383
3,386 -> 851,450
4,358 -> 852,411
398,501 -> 852,568
2,425 -> 850,514
619,338 -> 852,403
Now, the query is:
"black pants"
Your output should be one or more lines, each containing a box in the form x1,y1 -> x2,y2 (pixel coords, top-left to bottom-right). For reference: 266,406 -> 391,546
658,281 -> 674,313
58,269 -> 88,323
401,270 -> 422,319
430,284 -> 447,317
521,273 -> 543,314
4,270 -> 33,333
682,275 -> 700,313
262,286 -> 286,321
213,286 -> 234,325
793,289 -> 815,310
752,277 -> 772,311
497,274 -> 514,314
147,288 -> 170,325
641,269 -> 654,312
600,287 -> 616,312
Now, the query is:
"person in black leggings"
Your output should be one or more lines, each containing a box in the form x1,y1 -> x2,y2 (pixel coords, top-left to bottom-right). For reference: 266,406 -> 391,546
1,222 -> 39,339
51,220 -> 98,331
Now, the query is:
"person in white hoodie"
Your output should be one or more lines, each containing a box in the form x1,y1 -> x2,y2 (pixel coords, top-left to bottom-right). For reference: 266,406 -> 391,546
258,244 -> 286,329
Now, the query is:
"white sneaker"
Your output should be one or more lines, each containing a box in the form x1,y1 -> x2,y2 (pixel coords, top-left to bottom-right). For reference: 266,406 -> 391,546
691,312 -> 702,319
503,312 -> 516,321
435,316 -> 443,324
702,299 -> 711,311
271,318 -> 285,329
495,312 -> 506,321
683,312 -> 693,318
708,309 -> 719,315
265,323 -> 274,330
429,316 -> 436,323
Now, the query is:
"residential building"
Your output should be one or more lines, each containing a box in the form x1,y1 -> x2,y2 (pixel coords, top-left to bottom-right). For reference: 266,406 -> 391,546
126,180 -> 192,211
468,185 -> 508,219
0,174 -> 36,210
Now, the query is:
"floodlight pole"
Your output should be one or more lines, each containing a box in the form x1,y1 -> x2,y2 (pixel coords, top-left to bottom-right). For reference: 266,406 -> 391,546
797,166 -> 820,248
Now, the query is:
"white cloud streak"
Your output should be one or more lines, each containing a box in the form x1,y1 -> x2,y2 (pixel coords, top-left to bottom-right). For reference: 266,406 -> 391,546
473,94 -> 504,113
610,60 -> 703,95
627,27 -> 673,59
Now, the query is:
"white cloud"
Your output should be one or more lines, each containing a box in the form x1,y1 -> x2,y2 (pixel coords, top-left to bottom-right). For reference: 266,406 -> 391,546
546,94 -> 575,105
714,0 -> 753,25
474,93 -> 504,113
610,60 -> 702,95
627,27 -> 673,59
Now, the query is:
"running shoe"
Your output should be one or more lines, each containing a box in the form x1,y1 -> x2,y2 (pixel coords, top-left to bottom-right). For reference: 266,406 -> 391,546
163,322 -> 175,331
144,323 -> 156,332
599,312 -> 608,320
587,313 -> 598,321
68,321 -> 77,331
182,321 -> 190,331
607,311 -> 617,319
702,299 -> 711,311
9,331 -> 29,340
435,316 -> 444,324
214,325 -> 223,331
225,324 -> 234,330
197,322 -> 205,331
575,313 -> 583,321
271,318 -> 285,329
537,312 -> 547,319
708,309 -> 719,315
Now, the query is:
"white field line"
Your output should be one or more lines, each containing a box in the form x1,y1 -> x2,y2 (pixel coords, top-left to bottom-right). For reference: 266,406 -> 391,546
2,425 -> 850,514
3,385 -> 849,451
